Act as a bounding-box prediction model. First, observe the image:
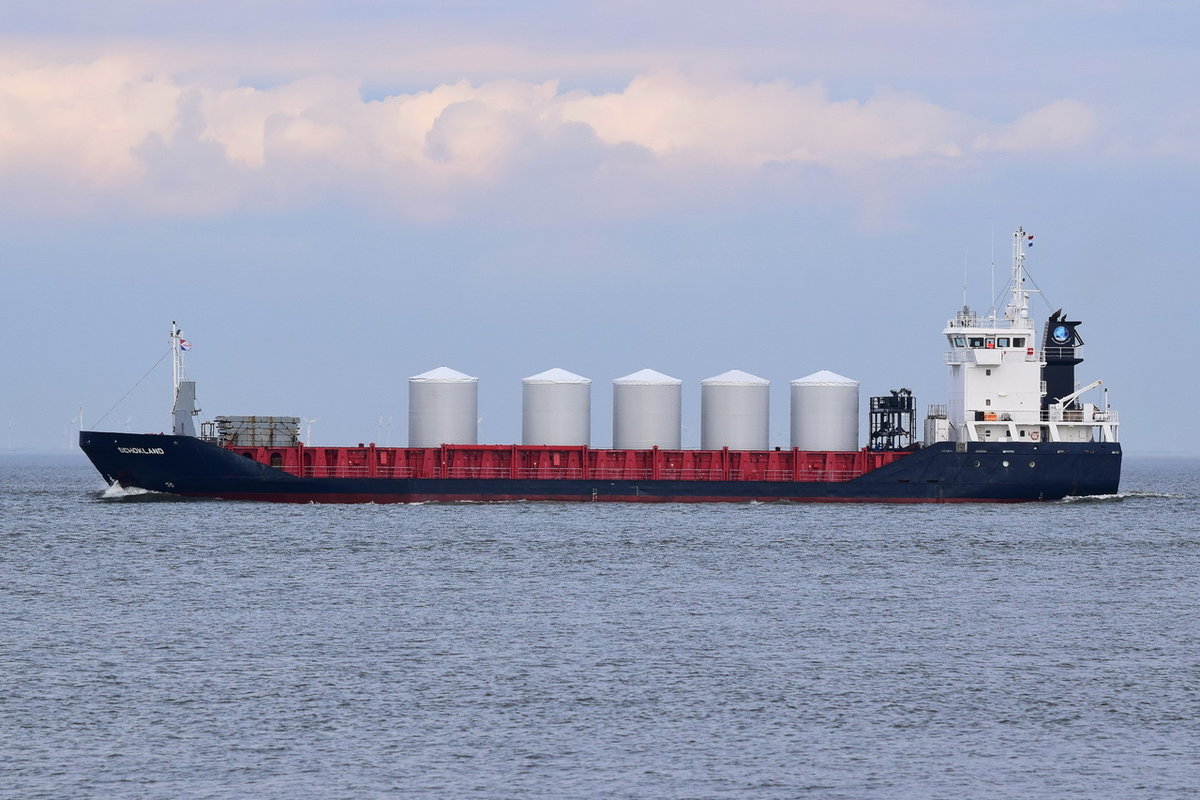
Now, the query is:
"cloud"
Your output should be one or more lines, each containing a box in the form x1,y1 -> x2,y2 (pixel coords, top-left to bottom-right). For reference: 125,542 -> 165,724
553,77 -> 982,169
0,56 -> 1105,218
973,99 -> 1096,152
0,56 -> 179,184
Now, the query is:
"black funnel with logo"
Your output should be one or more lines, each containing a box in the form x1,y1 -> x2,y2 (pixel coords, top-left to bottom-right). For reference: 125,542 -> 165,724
1041,310 -> 1084,409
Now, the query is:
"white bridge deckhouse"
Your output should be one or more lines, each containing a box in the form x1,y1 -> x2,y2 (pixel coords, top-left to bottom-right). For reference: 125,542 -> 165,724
925,227 -> 1118,446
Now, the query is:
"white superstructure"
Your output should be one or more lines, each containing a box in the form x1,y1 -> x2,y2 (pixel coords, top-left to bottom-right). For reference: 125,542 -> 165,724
929,228 -> 1118,446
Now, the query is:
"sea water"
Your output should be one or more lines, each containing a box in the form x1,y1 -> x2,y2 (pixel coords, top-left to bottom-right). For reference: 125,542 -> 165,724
2,453 -> 1198,799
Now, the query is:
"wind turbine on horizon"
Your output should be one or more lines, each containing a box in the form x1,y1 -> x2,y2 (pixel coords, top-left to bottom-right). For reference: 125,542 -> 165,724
67,408 -> 84,450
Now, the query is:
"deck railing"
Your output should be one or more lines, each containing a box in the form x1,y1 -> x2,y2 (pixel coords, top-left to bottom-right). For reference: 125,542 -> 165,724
299,465 -> 417,478
446,466 -> 510,479
1041,408 -> 1119,424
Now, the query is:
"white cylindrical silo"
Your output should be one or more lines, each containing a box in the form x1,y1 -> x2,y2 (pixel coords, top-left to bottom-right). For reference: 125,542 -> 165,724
700,369 -> 769,450
522,368 -> 591,446
791,370 -> 860,451
612,368 -> 682,449
408,366 -> 479,447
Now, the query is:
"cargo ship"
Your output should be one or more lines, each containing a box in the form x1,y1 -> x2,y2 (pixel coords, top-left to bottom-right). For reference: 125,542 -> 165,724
80,228 -> 1120,503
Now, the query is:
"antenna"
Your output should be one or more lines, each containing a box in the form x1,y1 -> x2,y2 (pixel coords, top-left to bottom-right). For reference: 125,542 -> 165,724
962,244 -> 969,309
988,224 -> 996,322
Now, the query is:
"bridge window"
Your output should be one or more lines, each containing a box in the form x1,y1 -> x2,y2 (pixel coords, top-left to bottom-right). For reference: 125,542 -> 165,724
968,337 -> 984,347
997,337 -> 1010,347
953,336 -> 966,347
1013,337 -> 1025,347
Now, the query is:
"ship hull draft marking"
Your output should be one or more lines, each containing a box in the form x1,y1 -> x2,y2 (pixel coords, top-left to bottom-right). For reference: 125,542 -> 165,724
80,232 -> 1121,505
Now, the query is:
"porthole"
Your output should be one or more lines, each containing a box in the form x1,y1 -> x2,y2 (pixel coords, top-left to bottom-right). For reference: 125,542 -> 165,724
1001,460 -> 1010,468
971,460 -> 981,468
1028,461 -> 1036,468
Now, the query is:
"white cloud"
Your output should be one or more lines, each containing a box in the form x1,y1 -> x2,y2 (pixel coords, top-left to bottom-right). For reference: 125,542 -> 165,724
198,76 -> 363,167
0,56 -> 1107,217
972,99 -> 1096,152
0,56 -> 179,184
554,77 -> 982,168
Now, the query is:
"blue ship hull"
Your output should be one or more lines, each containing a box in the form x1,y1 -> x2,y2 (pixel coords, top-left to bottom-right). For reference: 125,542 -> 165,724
80,431 -> 1121,504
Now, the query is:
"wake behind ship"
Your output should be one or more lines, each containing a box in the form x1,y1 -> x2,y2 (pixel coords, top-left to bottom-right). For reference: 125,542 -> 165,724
81,228 -> 1121,504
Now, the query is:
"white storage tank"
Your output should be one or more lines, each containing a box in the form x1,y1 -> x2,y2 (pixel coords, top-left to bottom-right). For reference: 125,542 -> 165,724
408,366 -> 479,447
522,368 -> 591,446
791,370 -> 860,451
612,368 -> 682,449
700,369 -> 770,450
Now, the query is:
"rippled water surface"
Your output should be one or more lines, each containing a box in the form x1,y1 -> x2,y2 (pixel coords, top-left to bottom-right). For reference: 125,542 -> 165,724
3,454 -> 1198,798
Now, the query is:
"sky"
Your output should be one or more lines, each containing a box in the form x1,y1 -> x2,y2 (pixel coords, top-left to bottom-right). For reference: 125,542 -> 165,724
1,0 -> 1196,455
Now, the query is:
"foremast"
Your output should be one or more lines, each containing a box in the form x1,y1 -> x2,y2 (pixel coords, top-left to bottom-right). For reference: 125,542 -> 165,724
931,228 -> 1118,446
170,321 -> 199,437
